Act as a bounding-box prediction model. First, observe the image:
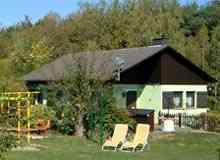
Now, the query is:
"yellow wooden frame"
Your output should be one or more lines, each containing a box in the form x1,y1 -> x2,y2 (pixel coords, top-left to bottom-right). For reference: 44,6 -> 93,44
0,92 -> 40,144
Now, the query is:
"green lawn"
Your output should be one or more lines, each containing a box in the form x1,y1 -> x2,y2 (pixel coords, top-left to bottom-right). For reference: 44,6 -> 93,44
8,131 -> 220,160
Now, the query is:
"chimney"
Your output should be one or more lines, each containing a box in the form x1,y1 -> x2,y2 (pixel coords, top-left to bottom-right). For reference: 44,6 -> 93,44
149,37 -> 168,47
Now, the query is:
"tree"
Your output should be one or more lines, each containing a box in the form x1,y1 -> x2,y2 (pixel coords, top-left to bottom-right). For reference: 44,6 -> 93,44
54,56 -> 107,137
182,2 -> 205,36
30,38 -> 54,69
209,25 -> 220,96
195,25 -> 210,70
50,55 -> 136,139
201,0 -> 220,29
0,0 -> 218,113
11,36 -> 53,76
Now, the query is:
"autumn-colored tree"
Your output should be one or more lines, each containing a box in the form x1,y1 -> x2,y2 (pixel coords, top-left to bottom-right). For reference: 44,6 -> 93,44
0,0 -> 218,106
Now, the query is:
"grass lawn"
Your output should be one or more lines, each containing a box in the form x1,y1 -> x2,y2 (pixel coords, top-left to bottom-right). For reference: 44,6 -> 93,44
8,131 -> 220,160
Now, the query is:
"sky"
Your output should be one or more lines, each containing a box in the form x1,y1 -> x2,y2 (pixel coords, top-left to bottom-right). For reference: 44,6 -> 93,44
0,0 -> 210,27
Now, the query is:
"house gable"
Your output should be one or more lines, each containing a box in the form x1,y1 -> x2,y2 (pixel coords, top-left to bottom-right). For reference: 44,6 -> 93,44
160,47 -> 215,84
118,47 -> 215,85
118,53 -> 161,84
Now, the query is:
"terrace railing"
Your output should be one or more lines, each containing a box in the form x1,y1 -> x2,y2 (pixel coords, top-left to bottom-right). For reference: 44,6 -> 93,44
158,112 -> 218,130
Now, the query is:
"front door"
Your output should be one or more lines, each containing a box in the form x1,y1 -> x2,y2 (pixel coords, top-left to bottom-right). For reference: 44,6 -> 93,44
126,91 -> 137,110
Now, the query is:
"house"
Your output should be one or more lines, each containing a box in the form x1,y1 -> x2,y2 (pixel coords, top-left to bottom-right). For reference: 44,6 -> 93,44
23,40 -> 216,124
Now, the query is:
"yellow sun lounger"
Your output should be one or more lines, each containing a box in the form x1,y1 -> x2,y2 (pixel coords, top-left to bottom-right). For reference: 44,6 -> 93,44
102,124 -> 128,151
121,124 -> 150,152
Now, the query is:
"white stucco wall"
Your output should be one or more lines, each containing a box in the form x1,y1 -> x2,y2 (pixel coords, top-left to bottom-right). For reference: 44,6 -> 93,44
114,84 -> 209,124
161,85 -> 207,92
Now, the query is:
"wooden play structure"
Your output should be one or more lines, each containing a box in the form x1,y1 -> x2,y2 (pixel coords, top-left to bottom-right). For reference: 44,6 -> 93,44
0,92 -> 50,144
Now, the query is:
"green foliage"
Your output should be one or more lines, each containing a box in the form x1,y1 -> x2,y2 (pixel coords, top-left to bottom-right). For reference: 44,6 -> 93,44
55,112 -> 75,135
0,0 -> 218,96
102,109 -> 136,135
208,96 -> 220,111
31,105 -> 55,120
49,59 -> 136,139
0,132 -> 16,160
206,111 -> 220,132
25,105 -> 55,128
11,37 -> 53,76
48,60 -> 105,136
52,101 -> 76,135
210,26 -> 220,74
0,0 -> 219,113
0,113 -> 17,129
0,113 -> 17,160
85,85 -> 136,143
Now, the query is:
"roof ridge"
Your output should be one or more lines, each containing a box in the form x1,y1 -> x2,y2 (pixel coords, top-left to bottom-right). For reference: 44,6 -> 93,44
23,45 -> 168,81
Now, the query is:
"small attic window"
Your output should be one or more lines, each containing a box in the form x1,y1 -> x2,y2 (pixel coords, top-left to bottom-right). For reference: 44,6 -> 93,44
112,56 -> 126,81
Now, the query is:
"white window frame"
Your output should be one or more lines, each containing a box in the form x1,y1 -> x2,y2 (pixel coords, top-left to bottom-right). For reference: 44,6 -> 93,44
161,85 -> 207,110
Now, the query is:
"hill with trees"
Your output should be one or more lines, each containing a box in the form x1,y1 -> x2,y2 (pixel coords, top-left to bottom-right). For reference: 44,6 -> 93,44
0,0 -> 219,105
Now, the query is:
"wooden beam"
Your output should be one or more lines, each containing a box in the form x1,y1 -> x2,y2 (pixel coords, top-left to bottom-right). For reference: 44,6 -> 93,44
27,93 -> 31,144
17,93 -> 21,144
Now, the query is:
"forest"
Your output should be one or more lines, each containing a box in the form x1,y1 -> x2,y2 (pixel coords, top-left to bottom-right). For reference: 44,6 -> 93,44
0,0 -> 219,106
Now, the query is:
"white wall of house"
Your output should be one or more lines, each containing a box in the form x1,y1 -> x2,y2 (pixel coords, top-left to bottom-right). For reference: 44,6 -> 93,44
114,84 -> 209,124
161,85 -> 207,92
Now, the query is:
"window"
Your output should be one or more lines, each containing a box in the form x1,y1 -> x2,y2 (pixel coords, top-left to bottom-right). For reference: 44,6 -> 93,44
186,92 -> 195,108
197,92 -> 208,108
126,91 -> 137,110
163,92 -> 183,109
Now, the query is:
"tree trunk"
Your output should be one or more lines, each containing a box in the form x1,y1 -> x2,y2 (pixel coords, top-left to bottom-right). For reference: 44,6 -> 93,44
75,113 -> 84,137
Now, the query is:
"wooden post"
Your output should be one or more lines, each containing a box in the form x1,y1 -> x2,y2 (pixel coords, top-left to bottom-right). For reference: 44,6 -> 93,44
7,96 -> 10,113
158,111 -> 161,125
17,94 -> 21,144
27,93 -> 31,144
0,93 -> 3,113
178,113 -> 182,128
215,82 -> 218,109
0,101 -> 3,113
0,103 -> 3,113
150,111 -> 154,131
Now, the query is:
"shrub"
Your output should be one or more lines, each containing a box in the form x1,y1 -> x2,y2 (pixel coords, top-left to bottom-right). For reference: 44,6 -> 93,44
85,107 -> 136,143
208,96 -> 220,111
20,105 -> 55,128
103,108 -> 136,135
0,113 -> 17,160
206,112 -> 220,132
48,75 -> 136,138
83,85 -> 136,143
0,132 -> 16,160
31,105 -> 55,120
53,103 -> 76,135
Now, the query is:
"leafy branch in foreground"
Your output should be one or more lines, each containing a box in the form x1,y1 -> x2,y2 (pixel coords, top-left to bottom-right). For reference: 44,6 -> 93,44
0,113 -> 17,160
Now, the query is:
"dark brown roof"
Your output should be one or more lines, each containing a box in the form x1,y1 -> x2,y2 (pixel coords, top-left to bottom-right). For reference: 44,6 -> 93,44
23,45 -> 216,83
23,45 -> 168,82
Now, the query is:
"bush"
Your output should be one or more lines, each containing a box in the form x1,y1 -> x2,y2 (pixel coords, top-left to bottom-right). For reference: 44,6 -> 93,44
206,112 -> 220,132
103,109 -> 136,135
48,80 -> 136,138
85,107 -> 136,144
0,132 -> 16,160
53,104 -> 76,135
20,105 -> 55,128
208,96 -> 220,111
84,86 -> 136,142
0,113 -> 17,160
